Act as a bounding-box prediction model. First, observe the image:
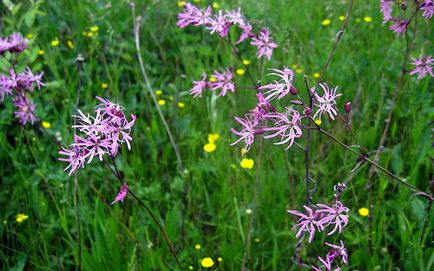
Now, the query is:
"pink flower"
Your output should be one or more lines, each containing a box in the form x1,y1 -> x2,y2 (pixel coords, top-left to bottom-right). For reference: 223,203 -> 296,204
0,74 -> 13,102
325,241 -> 348,264
409,56 -> 433,79
12,94 -> 36,126
316,201 -> 349,236
250,93 -> 275,126
58,146 -> 87,176
190,73 -> 208,98
6,32 -> 26,53
287,205 -> 321,243
421,0 -> 434,19
111,183 -> 129,204
225,8 -> 245,26
230,114 -> 256,152
264,108 -> 302,150
250,28 -> 278,61
259,67 -> 295,100
389,18 -> 407,36
236,23 -> 254,44
380,0 -> 393,23
176,3 -> 212,28
210,68 -> 235,96
207,10 -> 232,37
312,83 -> 342,121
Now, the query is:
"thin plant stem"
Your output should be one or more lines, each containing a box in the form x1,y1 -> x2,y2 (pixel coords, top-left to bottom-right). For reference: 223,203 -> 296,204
131,5 -> 184,173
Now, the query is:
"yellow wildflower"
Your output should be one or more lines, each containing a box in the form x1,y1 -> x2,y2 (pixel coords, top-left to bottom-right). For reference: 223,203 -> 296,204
203,143 -> 216,153
193,0 -> 201,2
240,158 -> 254,169
67,40 -> 74,49
38,50 -> 45,56
208,133 -> 219,143
295,69 -> 303,74
178,1 -> 186,7
26,33 -> 33,39
213,2 -> 220,9
217,257 -> 222,262
359,207 -> 369,217
241,147 -> 247,155
51,38 -> 59,47
200,257 -> 214,268
363,16 -> 373,23
101,83 -> 109,89
291,64 -> 298,69
314,119 -> 322,126
321,19 -> 331,26
178,102 -> 185,108
194,244 -> 201,250
236,68 -> 245,76
158,99 -> 166,106
82,31 -> 88,36
87,32 -> 95,38
313,72 -> 320,78
155,90 -> 163,95
242,59 -> 251,65
339,16 -> 345,22
90,26 -> 99,32
169,95 -> 174,101
209,77 -> 217,82
254,238 -> 260,243
16,213 -> 28,223
356,18 -> 361,23
188,266 -> 193,270
41,121 -> 51,129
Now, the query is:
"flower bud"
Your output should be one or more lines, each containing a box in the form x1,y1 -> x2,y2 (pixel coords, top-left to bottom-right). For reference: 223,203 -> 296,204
289,85 -> 298,95
303,107 -> 312,116
344,101 -> 351,113
401,1 -> 407,11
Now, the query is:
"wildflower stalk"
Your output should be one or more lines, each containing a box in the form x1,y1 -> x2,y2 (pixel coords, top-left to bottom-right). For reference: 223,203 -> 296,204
309,118 -> 433,201
131,4 -> 184,173
225,38 -> 257,87
106,155 -> 183,270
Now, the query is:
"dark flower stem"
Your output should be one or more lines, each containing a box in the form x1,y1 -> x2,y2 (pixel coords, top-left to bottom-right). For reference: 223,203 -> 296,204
225,39 -> 257,88
106,155 -> 183,270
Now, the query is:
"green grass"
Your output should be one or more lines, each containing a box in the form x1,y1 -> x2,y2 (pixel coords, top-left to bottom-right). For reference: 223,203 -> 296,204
0,0 -> 433,270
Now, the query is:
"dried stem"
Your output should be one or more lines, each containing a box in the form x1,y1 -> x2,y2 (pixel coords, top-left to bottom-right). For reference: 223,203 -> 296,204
131,4 -> 184,173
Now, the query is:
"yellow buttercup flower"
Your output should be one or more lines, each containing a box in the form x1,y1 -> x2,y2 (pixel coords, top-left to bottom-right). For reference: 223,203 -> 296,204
16,213 -> 28,223
155,90 -> 163,95
313,72 -> 320,78
178,102 -> 185,108
359,207 -> 369,217
26,33 -> 33,39
356,18 -> 361,23
209,77 -> 217,82
291,64 -> 298,69
241,147 -> 247,155
158,99 -> 166,106
101,83 -> 109,89
363,16 -> 373,23
67,40 -> 74,49
82,31 -> 88,36
254,238 -> 260,243
51,38 -> 59,47
188,266 -> 193,270
178,1 -> 186,7
193,0 -> 201,2
86,32 -> 94,38
236,68 -> 245,76
295,69 -> 303,74
200,257 -> 214,268
90,26 -> 99,32
194,244 -> 201,250
38,50 -> 45,56
339,16 -> 345,22
203,143 -> 216,153
212,2 -> 220,9
314,119 -> 322,126
240,158 -> 254,169
217,257 -> 223,262
41,121 -> 51,129
169,95 -> 174,101
208,133 -> 219,143
242,59 -> 251,65
321,19 -> 331,26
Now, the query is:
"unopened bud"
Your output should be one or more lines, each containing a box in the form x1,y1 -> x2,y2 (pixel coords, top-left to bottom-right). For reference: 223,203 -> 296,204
401,2 -> 407,11
303,107 -> 312,116
289,85 -> 298,95
344,101 -> 351,113
289,100 -> 303,105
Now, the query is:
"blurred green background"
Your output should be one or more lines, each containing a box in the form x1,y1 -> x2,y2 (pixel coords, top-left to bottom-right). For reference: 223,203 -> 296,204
0,0 -> 433,270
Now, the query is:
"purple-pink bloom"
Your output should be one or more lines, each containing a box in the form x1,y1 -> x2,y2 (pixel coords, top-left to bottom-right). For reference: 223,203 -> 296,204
250,93 -> 275,126
316,201 -> 349,236
409,56 -> 433,79
210,68 -> 235,96
207,10 -> 232,37
225,8 -> 245,26
287,205 -> 321,243
325,241 -> 348,265
190,73 -> 209,98
111,183 -> 129,204
259,67 -> 295,100
264,108 -> 302,150
389,18 -> 407,36
12,94 -> 36,126
58,145 -> 87,176
421,0 -> 434,19
230,114 -> 256,152
236,23 -> 254,44
312,83 -> 342,121
0,74 -> 13,102
380,0 -> 393,23
0,37 -> 10,55
7,32 -> 26,53
176,3 -> 212,28
250,28 -> 278,61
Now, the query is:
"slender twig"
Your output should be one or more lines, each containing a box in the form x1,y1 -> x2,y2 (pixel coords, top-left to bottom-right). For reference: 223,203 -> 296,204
107,154 -> 183,270
131,4 -> 184,173
225,39 -> 257,87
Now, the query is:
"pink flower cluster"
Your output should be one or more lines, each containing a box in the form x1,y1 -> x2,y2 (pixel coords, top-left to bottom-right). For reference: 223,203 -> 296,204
380,0 -> 432,36
59,97 -> 136,176
288,183 -> 349,270
0,33 -> 45,126
177,2 -> 277,60
410,56 -> 433,79
190,68 -> 235,98
231,67 -> 342,153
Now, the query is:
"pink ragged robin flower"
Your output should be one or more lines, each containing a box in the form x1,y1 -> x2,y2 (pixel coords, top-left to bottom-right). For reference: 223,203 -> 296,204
409,56 -> 433,79
2,32 -> 27,54
312,83 -> 342,121
421,0 -> 434,19
259,67 -> 295,100
236,23 -> 254,44
12,94 -> 37,126
250,93 -> 275,126
263,108 -> 302,150
176,3 -> 212,28
287,205 -> 321,243
313,241 -> 348,271
111,183 -> 129,204
230,114 -> 256,152
380,0 -> 393,23
316,201 -> 349,235
210,68 -> 235,96
389,18 -> 407,36
190,73 -> 209,98
207,10 -> 232,37
250,28 -> 278,61
225,7 -> 246,26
